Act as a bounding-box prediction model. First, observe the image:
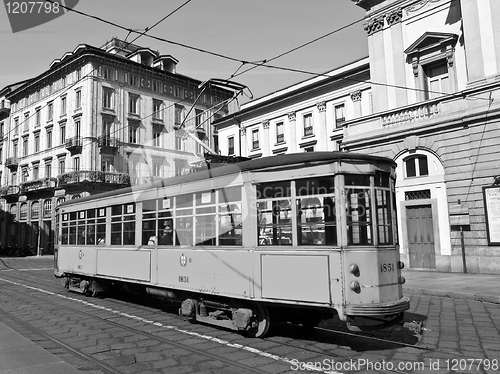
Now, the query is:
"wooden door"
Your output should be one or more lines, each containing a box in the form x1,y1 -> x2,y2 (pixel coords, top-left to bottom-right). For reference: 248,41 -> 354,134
407,205 -> 435,269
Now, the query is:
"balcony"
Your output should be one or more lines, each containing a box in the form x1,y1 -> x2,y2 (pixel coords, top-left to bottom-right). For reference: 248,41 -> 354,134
58,170 -> 130,190
5,157 -> 18,170
98,135 -> 119,154
0,99 -> 10,117
65,136 -> 83,155
20,178 -> 58,196
0,185 -> 20,201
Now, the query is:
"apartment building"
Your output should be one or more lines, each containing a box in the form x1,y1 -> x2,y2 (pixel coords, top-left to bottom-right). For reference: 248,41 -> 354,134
0,38 -> 232,255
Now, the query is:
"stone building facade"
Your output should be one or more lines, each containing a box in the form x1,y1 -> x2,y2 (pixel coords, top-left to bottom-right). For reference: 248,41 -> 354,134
215,0 -> 500,274
0,38 -> 232,255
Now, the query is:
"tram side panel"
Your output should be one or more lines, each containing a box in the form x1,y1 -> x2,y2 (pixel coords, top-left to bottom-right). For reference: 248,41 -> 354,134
56,246 -> 97,277
255,251 -> 343,307
156,248 -> 253,298
96,249 -> 152,282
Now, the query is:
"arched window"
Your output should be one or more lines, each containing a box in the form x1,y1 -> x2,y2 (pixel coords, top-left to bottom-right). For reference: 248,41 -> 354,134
404,155 -> 428,178
31,201 -> 40,220
72,194 -> 81,200
20,203 -> 28,220
56,197 -> 66,206
43,199 -> 52,217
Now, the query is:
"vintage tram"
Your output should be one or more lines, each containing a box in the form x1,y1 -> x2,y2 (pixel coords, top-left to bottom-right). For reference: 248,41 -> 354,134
54,152 -> 409,337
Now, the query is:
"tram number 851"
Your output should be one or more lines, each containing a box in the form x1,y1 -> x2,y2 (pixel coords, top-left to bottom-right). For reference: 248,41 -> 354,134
179,276 -> 189,283
380,263 -> 395,273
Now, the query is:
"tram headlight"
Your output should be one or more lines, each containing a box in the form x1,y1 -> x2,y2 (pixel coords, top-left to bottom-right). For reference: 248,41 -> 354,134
350,281 -> 361,293
398,261 -> 405,270
349,264 -> 360,277
399,276 -> 406,284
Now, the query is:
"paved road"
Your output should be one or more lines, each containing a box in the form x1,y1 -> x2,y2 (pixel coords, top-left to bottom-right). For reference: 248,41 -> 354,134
0,257 -> 499,374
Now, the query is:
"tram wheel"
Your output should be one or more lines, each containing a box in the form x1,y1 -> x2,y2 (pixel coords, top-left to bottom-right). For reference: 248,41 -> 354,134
245,304 -> 270,338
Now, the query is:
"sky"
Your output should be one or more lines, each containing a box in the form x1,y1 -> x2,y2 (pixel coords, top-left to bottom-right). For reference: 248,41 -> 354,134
0,0 -> 368,102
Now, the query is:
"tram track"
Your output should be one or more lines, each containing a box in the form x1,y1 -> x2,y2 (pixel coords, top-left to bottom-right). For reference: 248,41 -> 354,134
0,307 -> 122,374
0,268 -> 484,374
0,275 -> 306,374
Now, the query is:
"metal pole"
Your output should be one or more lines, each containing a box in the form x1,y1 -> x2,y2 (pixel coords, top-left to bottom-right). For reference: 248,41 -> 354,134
460,225 -> 467,273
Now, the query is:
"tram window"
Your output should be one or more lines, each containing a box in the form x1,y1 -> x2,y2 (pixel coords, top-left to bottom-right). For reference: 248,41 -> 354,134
196,215 -> 216,246
77,223 -> 86,245
61,222 -> 69,245
142,199 -> 156,219
376,189 -> 393,245
176,193 -> 193,209
257,181 -> 291,199
175,193 -> 194,245
69,222 -> 77,244
375,171 -> 390,187
195,191 -> 216,246
142,200 -> 157,245
297,196 -> 337,246
296,177 -> 334,196
123,220 -> 135,245
219,186 -> 241,203
143,220 -> 156,245
87,209 -> 96,219
87,220 -> 96,245
258,199 -> 292,246
345,174 -> 370,186
176,216 -> 193,245
219,202 -> 242,246
157,219 -> 175,245
346,188 -> 372,245
111,203 -> 136,245
96,219 -> 106,244
111,205 -> 122,216
111,223 -> 121,245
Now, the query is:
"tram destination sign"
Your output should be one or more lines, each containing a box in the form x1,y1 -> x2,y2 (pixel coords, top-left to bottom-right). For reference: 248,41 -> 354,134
483,186 -> 500,245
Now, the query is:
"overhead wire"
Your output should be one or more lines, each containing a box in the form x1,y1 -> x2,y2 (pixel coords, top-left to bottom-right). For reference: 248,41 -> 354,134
5,0 -> 481,182
44,0 -> 459,99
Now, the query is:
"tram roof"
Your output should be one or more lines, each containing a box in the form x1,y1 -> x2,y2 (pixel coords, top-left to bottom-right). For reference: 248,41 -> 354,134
57,152 -> 395,208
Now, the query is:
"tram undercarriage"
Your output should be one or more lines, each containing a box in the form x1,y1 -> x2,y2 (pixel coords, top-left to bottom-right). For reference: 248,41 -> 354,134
61,274 -> 338,338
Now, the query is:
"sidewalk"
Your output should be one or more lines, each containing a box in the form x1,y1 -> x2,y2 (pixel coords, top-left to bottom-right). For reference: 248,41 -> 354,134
1,257 -> 499,374
402,269 -> 500,304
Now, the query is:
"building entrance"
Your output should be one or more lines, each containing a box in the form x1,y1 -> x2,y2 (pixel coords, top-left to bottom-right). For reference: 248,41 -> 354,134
406,204 -> 435,269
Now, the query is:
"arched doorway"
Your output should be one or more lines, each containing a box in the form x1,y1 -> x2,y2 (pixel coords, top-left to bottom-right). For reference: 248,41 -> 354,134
395,149 -> 451,270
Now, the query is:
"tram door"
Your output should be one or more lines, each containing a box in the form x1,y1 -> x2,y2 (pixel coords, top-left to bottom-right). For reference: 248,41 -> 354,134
406,205 -> 435,269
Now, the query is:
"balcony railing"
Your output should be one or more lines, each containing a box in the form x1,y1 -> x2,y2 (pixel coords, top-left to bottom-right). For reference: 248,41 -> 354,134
252,140 -> 260,150
381,102 -> 440,127
276,133 -> 285,143
58,170 -> 130,187
98,135 -> 119,153
65,136 -> 83,154
20,177 -> 58,194
0,185 -> 20,198
5,157 -> 18,169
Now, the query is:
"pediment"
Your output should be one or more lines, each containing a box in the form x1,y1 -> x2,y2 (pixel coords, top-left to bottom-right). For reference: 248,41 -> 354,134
405,32 -> 458,56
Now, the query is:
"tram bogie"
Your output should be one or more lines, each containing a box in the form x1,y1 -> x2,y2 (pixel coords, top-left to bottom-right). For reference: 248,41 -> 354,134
54,152 -> 409,337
